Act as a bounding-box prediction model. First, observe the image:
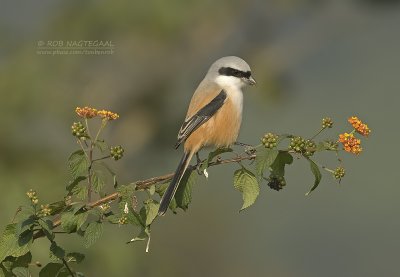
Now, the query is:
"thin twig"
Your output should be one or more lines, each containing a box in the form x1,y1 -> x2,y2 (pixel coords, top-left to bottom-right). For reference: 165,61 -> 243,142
61,257 -> 75,277
33,153 -> 257,240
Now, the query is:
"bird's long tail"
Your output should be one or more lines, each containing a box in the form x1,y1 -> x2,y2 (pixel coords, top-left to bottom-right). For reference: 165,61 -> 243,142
158,151 -> 193,216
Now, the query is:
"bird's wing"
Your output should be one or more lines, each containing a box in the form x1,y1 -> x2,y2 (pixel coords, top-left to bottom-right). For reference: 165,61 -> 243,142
175,90 -> 227,149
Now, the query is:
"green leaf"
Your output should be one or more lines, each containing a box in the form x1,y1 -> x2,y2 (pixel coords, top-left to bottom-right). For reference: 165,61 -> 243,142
65,252 -> 85,264
270,151 -> 293,177
39,263 -> 63,277
105,214 -> 120,224
50,242 -> 65,259
203,147 -> 232,169
148,185 -> 155,195
11,267 -> 30,277
83,222 -> 103,248
144,200 -> 159,226
72,204 -> 87,215
175,169 -> 197,211
71,185 -> 87,200
48,201 -> 68,216
233,168 -> 260,211
0,252 -> 32,276
255,148 -> 279,178
60,212 -> 76,233
156,183 -> 177,213
0,224 -> 31,262
11,252 -> 32,268
66,176 -> 87,193
68,150 -> 88,179
60,211 -> 88,233
92,171 -> 105,193
94,139 -> 108,152
126,209 -> 144,227
17,230 -> 32,248
38,219 -> 54,240
98,162 -> 118,187
305,159 -> 322,196
117,185 -> 135,200
16,217 -> 35,237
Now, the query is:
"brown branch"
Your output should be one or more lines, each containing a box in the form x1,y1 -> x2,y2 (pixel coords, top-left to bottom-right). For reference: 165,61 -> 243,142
33,153 -> 256,240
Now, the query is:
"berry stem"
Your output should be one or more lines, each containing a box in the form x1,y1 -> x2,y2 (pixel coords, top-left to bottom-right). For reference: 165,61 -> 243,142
309,127 -> 325,141
92,155 -> 111,162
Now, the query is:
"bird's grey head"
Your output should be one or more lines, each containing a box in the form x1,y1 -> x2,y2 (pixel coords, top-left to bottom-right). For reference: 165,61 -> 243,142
207,56 -> 256,89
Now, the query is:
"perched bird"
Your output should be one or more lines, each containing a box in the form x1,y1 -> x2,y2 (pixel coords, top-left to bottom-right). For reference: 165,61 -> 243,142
158,56 -> 256,216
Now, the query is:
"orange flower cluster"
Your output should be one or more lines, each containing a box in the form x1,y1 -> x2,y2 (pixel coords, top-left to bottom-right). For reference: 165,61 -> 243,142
338,133 -> 362,155
75,106 -> 119,120
348,116 -> 370,137
75,106 -> 98,118
98,109 -> 119,120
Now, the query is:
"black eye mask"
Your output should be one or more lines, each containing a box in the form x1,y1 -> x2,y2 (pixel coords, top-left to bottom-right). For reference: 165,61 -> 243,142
218,67 -> 251,79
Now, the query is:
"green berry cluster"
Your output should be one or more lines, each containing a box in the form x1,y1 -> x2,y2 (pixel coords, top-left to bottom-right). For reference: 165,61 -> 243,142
71,122 -> 87,138
289,136 -> 316,157
289,136 -> 306,153
333,167 -> 345,179
39,204 -> 52,217
267,175 -> 286,191
261,133 -> 279,149
304,139 -> 317,157
322,117 -> 333,129
118,215 -> 128,225
110,145 -> 124,160
26,189 -> 38,204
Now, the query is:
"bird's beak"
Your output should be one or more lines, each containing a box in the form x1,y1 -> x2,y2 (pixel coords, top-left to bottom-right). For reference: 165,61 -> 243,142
244,76 -> 256,86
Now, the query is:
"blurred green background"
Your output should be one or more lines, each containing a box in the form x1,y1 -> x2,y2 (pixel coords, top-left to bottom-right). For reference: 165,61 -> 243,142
1,0 -> 399,276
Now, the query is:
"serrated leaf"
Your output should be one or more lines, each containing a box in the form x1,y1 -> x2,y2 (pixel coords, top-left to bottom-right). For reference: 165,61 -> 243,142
60,212 -> 76,233
65,252 -> 85,264
105,214 -> 120,224
60,211 -> 88,233
175,169 -> 197,211
38,219 -> 54,240
98,162 -> 118,187
306,159 -> 322,195
16,217 -> 35,237
68,150 -> 88,179
66,176 -> 87,193
203,147 -> 232,169
11,267 -> 30,277
0,224 -> 31,262
11,252 -> 32,268
270,151 -> 293,177
17,230 -> 32,248
71,185 -> 87,200
126,209 -> 144,227
50,242 -> 65,259
83,222 -> 103,248
92,171 -> 105,193
72,204 -> 87,215
255,148 -> 279,178
117,185 -> 135,200
144,200 -> 159,226
39,263 -> 63,277
233,168 -> 260,211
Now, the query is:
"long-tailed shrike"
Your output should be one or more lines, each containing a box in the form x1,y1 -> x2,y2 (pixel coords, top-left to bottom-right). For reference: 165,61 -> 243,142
158,56 -> 256,216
